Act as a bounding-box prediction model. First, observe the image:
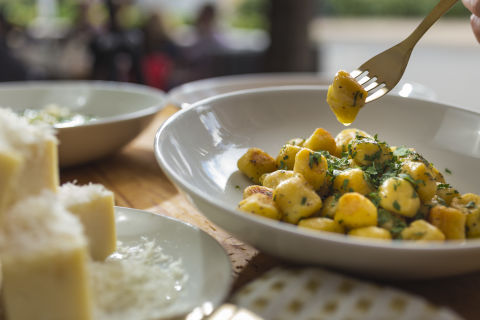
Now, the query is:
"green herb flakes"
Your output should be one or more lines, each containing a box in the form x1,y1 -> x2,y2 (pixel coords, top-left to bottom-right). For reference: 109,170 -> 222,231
393,200 -> 401,211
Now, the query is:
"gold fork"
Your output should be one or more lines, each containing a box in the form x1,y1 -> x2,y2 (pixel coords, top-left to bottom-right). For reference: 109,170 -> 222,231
351,0 -> 459,103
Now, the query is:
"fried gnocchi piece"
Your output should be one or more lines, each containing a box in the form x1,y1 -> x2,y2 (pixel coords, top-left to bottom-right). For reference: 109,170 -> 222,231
293,149 -> 328,190
243,185 -> 273,199
326,70 -> 367,125
435,183 -> 460,206
348,136 -> 392,167
451,193 -> 480,238
401,220 -> 445,241
334,128 -> 371,156
298,217 -> 345,234
276,144 -> 302,170
400,160 -> 437,203
428,206 -> 466,240
348,226 -> 392,240
451,193 -> 480,214
333,168 -> 373,195
379,177 -> 420,218
303,128 -> 338,157
260,170 -> 300,189
273,175 -> 322,224
334,192 -> 377,229
238,193 -> 282,220
237,148 -> 277,184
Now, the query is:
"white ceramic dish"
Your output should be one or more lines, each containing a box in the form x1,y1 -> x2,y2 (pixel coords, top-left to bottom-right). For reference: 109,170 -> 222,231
115,206 -> 232,318
167,73 -> 436,108
0,81 -> 166,167
155,86 -> 480,279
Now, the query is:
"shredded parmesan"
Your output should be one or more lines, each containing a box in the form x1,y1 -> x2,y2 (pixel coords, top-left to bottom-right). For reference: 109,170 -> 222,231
90,237 -> 187,320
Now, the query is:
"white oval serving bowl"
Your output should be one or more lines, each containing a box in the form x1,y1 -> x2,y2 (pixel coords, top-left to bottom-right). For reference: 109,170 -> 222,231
155,86 -> 480,279
167,73 -> 436,108
0,81 -> 166,167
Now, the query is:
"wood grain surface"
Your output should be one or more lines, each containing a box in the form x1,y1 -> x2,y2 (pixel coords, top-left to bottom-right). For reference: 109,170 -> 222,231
61,106 -> 480,320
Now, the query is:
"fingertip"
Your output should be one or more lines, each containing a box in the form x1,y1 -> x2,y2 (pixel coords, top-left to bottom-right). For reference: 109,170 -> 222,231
471,14 -> 480,43
463,0 -> 480,16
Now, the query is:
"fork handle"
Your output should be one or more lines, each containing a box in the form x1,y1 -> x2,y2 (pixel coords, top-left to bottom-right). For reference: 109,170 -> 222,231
403,0 -> 459,48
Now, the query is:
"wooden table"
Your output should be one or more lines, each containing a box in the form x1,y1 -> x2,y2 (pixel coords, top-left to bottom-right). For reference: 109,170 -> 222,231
61,106 -> 480,320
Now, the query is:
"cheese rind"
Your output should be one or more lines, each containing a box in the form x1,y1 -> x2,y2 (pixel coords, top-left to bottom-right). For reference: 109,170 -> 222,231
59,183 -> 117,261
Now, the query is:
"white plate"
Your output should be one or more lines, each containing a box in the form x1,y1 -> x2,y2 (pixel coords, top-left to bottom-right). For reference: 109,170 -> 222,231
155,86 -> 480,279
114,206 -> 232,318
167,73 -> 436,108
0,81 -> 166,167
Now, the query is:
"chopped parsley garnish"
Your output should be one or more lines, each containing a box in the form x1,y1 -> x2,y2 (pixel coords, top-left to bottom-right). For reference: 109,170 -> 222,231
308,152 -> 322,169
342,179 -> 350,190
367,192 -> 381,207
352,91 -> 363,107
393,146 -> 411,157
398,173 -> 425,188
377,208 -> 406,239
377,208 -> 390,226
437,197 -> 447,206
437,183 -> 451,190
301,197 -> 307,205
466,201 -> 477,209
393,200 -> 401,211
445,168 -> 452,174
363,149 -> 381,162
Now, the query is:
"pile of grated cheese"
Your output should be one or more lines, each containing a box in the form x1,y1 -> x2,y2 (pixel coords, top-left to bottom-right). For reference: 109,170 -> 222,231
90,237 -> 188,320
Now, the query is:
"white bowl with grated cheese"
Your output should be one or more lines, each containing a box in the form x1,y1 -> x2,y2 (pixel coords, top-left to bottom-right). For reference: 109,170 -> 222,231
96,206 -> 232,319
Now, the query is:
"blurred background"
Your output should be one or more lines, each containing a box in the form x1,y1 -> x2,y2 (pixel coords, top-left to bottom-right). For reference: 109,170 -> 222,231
0,0 -> 478,108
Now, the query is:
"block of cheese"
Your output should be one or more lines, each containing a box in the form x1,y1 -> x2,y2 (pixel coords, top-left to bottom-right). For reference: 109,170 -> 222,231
59,183 -> 117,261
0,108 -> 59,216
0,140 -> 22,215
0,191 -> 92,320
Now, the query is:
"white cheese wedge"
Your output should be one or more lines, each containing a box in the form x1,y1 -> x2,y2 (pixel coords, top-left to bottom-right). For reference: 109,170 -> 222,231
59,183 -> 117,261
0,191 -> 92,320
0,108 -> 59,217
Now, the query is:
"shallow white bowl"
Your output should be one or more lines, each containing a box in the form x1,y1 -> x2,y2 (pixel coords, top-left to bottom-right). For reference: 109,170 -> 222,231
167,73 -> 436,108
115,206 -> 231,318
0,81 -> 166,167
155,86 -> 480,279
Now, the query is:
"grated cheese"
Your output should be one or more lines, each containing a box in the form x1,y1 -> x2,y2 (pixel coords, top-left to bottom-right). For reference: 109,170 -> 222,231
90,237 -> 188,320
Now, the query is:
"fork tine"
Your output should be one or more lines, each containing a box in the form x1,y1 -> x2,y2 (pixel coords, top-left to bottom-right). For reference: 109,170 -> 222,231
361,77 -> 378,89
356,75 -> 371,86
365,86 -> 388,103
364,81 -> 380,92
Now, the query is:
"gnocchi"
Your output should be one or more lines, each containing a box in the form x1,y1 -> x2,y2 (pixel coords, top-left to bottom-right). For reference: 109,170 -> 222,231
237,127 -> 476,242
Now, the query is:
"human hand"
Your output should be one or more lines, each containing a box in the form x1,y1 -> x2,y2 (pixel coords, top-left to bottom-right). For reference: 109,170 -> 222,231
462,0 -> 480,42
